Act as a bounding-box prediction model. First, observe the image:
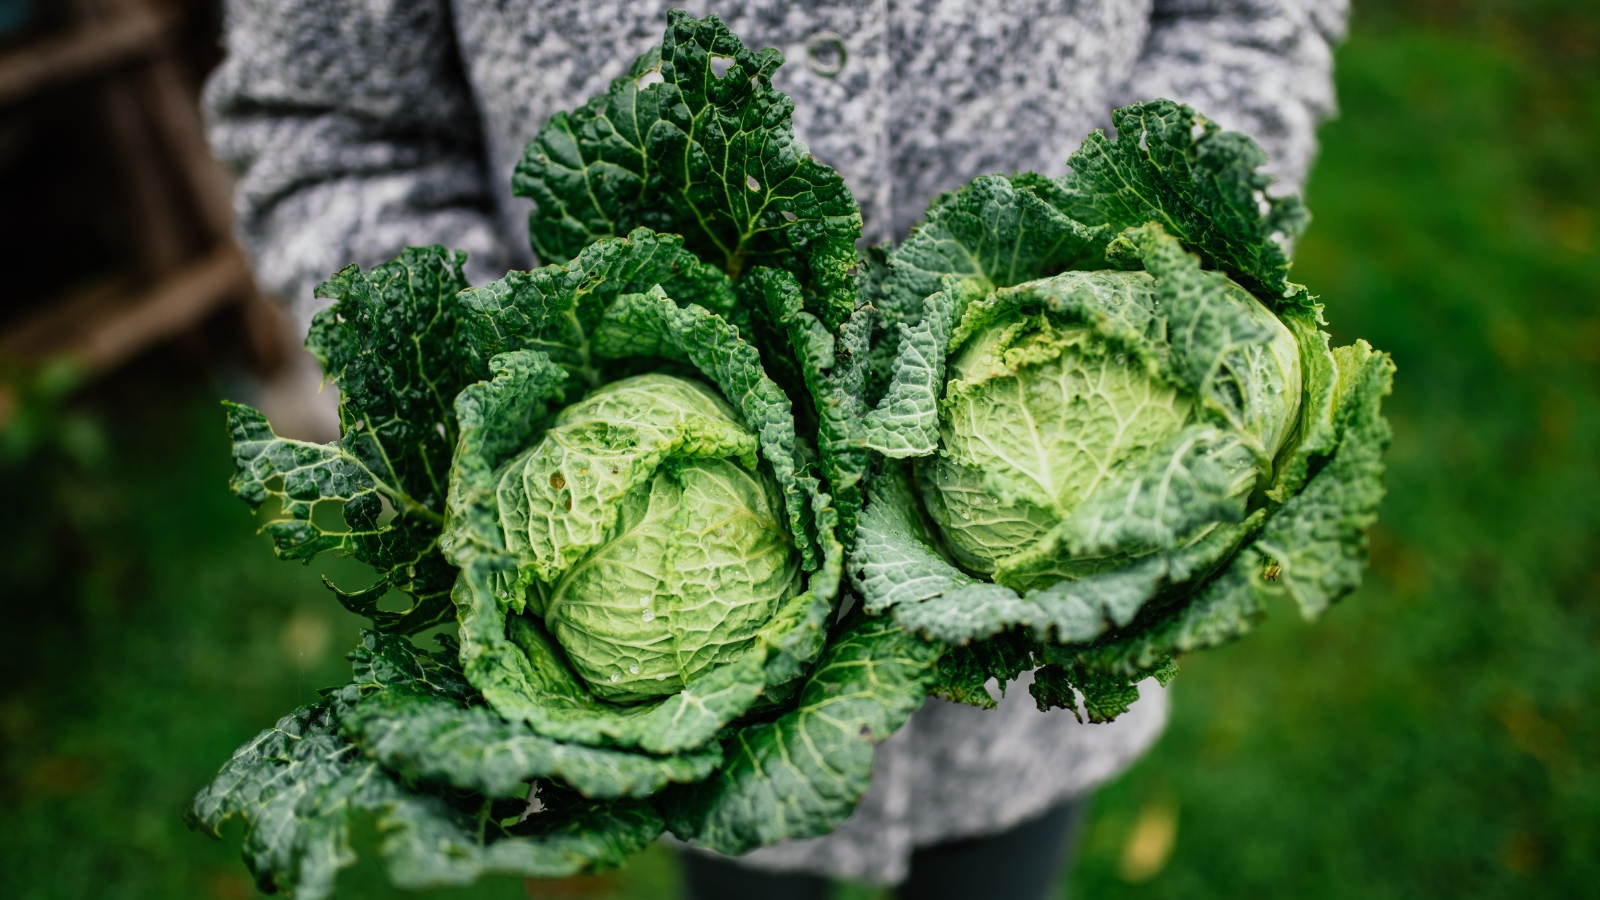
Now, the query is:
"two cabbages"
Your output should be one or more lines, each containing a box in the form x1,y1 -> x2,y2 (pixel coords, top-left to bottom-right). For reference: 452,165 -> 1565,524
189,10 -> 1391,897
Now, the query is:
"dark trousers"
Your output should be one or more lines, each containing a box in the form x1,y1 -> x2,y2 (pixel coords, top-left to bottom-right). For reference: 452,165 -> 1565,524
680,801 -> 1086,900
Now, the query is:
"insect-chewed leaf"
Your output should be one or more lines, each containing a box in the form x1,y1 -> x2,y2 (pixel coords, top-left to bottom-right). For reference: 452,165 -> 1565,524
1027,659 -> 1171,724
516,10 -> 861,329
1057,100 -> 1312,306
226,246 -> 481,634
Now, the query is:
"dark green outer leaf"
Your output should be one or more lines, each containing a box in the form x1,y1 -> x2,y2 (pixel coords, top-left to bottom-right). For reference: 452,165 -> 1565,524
740,265 -> 872,545
336,631 -> 723,800
185,703 -> 661,900
1058,100 -> 1312,306
660,612 -> 941,855
455,230 -> 733,398
889,513 -> 1262,646
1027,659 -> 1176,724
309,247 -> 479,519
515,10 -> 861,329
932,629 -> 1038,709
226,246 -> 481,635
347,629 -> 477,703
381,787 -> 662,891
881,174 -> 1108,333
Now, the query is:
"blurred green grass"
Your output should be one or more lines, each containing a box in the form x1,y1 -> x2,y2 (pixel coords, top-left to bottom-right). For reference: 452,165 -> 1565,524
1,2 -> 1596,898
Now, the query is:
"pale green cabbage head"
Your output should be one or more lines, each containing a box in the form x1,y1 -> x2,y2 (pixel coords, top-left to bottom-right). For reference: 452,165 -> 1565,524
917,270 -> 1302,590
505,373 -> 801,701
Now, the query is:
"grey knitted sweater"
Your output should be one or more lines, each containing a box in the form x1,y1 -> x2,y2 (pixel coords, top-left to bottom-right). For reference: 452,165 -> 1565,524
206,0 -> 1346,884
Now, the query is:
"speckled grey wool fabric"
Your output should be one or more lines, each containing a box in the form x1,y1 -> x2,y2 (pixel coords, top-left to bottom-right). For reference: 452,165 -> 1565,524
205,0 -> 1345,885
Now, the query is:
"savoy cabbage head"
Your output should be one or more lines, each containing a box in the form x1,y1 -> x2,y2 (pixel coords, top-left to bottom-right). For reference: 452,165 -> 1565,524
516,374 -> 801,701
848,105 -> 1393,720
189,10 -> 1392,897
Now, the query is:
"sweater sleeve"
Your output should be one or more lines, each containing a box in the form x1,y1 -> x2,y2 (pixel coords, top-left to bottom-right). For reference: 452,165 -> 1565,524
1122,0 -> 1349,198
204,0 -> 513,332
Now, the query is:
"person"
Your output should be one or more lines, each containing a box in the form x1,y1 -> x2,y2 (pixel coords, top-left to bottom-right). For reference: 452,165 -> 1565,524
204,2 -> 1347,896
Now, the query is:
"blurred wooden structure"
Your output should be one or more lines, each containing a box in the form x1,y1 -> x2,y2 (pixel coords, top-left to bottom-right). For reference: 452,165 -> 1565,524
0,0 -> 285,376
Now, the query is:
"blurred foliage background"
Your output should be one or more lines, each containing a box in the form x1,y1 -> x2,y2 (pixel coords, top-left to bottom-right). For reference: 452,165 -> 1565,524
1,0 -> 1596,897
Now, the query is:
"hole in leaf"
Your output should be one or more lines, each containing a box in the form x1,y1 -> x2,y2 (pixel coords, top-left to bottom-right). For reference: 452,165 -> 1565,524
746,175 -> 761,191
635,69 -> 665,90
781,210 -> 797,222
312,500 -> 347,532
1138,130 -> 1148,152
1191,122 -> 1206,142
377,586 -> 413,612
709,56 -> 734,79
